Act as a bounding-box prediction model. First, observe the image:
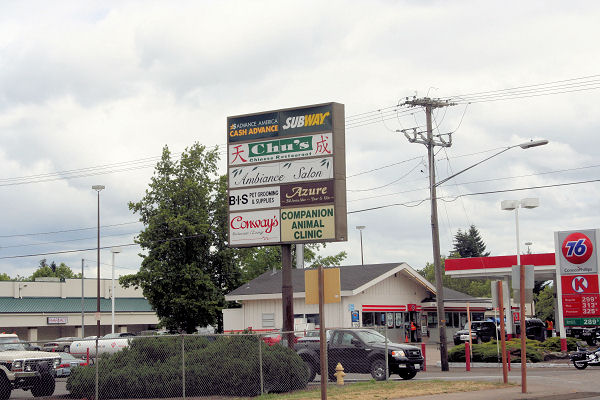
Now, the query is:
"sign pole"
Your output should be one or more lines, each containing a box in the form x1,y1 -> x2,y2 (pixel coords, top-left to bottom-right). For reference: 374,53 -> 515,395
498,281 -> 508,384
520,263 -> 527,393
318,264 -> 327,400
281,244 -> 294,349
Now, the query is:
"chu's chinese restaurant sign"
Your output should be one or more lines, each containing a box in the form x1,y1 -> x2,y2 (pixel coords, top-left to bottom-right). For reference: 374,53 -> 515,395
227,103 -> 347,247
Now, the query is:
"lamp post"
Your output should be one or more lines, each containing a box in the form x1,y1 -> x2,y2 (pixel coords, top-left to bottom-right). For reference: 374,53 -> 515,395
406,134 -> 547,371
356,226 -> 366,265
92,185 -> 105,338
110,247 -> 121,334
18,283 -> 28,299
501,197 -> 539,394
525,241 -> 532,254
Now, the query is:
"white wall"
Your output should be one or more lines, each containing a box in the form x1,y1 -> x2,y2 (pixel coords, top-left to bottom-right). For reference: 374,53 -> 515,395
3,278 -> 145,299
223,270 -> 431,332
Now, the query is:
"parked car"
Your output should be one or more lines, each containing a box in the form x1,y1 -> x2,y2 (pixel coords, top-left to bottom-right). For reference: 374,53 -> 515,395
19,340 -> 41,351
102,332 -> 136,339
43,337 -> 78,352
515,318 -> 546,342
296,328 -> 423,381
296,330 -> 331,344
566,326 -> 597,345
55,352 -> 89,377
453,321 -> 499,345
261,330 -> 299,346
0,333 -> 61,399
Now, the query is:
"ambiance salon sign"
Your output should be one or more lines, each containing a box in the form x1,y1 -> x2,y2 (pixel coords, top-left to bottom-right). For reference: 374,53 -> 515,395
229,186 -> 280,211
228,133 -> 332,166
228,158 -> 333,189
229,210 -> 280,245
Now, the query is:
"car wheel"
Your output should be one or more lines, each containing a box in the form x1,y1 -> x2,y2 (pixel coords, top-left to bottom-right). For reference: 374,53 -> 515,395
573,361 -> 588,370
370,359 -> 387,381
63,345 -> 70,352
31,362 -> 56,397
398,369 -> 417,380
304,361 -> 317,382
0,373 -> 11,400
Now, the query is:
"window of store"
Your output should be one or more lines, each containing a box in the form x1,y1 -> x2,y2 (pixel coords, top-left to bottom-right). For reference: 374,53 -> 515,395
305,313 -> 320,325
362,312 -> 374,326
361,312 -> 388,326
427,312 -> 437,328
262,313 -> 275,328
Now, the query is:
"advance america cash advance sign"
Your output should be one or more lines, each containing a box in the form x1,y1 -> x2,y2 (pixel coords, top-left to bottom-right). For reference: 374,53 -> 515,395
227,103 -> 347,247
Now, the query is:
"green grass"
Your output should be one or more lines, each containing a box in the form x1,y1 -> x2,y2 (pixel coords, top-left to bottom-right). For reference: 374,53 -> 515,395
252,379 -> 515,400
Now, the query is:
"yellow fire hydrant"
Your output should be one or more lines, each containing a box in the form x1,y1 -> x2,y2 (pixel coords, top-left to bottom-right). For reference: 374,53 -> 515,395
334,362 -> 346,385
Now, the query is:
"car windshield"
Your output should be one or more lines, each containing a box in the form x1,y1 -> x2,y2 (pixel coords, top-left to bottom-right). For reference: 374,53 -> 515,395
0,337 -> 26,351
355,330 -> 387,344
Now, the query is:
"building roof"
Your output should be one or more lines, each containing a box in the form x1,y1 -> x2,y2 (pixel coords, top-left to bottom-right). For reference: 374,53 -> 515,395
440,287 -> 477,301
226,263 -> 437,301
0,297 -> 154,313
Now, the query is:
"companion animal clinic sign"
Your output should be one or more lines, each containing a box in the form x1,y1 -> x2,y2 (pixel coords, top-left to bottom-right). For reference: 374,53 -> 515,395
227,103 -> 347,247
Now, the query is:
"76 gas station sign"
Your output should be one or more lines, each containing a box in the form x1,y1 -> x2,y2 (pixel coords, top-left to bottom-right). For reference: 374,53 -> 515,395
557,230 -> 600,325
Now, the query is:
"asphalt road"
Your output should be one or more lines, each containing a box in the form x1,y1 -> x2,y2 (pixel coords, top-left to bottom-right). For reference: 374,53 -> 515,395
9,366 -> 600,399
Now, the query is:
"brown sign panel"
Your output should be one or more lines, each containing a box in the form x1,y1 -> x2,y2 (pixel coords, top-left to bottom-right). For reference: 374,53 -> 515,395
280,180 -> 335,207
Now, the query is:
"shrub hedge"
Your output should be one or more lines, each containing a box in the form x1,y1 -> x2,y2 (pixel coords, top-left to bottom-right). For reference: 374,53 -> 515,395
448,338 -> 558,363
66,335 -> 308,398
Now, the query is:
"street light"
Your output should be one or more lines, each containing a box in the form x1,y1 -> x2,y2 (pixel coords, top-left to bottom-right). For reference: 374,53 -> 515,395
501,197 -> 539,394
356,226 -> 366,266
92,185 -> 105,338
525,241 -> 533,254
431,139 -> 547,371
111,247 -> 122,334
18,283 -> 28,299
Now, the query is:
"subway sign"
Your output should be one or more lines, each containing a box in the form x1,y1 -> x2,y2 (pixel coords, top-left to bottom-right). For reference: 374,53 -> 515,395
227,103 -> 347,247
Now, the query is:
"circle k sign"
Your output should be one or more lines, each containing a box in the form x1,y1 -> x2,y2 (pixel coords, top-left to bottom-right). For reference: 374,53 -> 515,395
561,274 -> 599,295
562,232 -> 594,264
571,276 -> 588,293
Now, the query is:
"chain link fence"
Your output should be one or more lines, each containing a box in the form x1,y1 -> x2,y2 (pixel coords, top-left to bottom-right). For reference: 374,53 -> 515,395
9,327 -> 423,399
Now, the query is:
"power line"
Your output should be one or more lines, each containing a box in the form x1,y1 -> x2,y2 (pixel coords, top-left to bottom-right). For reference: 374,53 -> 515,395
347,160 -> 424,192
0,221 -> 141,238
348,178 -> 600,214
2,178 -> 599,259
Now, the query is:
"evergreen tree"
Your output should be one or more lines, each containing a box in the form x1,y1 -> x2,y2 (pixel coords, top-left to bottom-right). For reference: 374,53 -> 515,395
29,259 -> 79,280
451,225 -> 490,258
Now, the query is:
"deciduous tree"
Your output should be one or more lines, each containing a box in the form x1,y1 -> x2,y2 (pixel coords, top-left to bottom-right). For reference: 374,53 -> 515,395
120,144 -> 228,333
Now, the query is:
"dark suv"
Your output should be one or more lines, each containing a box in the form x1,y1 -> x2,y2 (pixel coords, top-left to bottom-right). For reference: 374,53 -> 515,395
453,321 -> 498,345
515,318 -> 546,342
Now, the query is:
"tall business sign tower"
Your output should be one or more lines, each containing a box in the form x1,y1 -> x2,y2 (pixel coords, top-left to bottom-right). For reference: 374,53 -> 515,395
555,229 -> 600,350
227,102 -> 347,247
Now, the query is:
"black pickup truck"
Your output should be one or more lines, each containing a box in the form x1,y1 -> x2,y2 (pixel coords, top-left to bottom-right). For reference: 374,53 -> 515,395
295,328 -> 424,381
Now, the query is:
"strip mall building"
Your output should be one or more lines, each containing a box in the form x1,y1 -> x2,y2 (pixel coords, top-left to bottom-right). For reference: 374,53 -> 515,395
0,278 -> 159,342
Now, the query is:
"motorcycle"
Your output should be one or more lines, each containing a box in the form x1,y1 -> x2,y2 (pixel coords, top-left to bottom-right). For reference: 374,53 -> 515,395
570,342 -> 600,370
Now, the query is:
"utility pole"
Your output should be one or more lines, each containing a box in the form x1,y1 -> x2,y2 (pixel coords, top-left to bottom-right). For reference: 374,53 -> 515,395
401,97 -> 455,371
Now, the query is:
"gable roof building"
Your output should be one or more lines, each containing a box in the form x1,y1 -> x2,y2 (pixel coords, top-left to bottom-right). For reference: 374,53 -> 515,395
224,262 -> 489,344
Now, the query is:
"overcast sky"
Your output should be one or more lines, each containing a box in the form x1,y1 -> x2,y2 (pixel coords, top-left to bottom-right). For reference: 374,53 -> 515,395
1,1 -> 599,282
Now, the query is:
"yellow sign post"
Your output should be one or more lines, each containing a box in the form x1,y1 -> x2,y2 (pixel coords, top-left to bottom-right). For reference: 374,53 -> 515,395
305,268 -> 340,304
